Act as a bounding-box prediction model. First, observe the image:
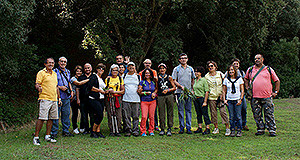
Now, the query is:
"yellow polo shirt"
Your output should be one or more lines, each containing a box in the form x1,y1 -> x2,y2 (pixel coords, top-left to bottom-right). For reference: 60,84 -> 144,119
36,68 -> 58,101
105,76 -> 124,91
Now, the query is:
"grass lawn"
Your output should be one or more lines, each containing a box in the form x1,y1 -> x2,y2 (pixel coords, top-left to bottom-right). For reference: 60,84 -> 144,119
0,98 -> 299,159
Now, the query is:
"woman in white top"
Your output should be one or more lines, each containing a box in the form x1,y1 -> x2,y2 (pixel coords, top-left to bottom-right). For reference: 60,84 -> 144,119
223,65 -> 244,137
89,63 -> 107,138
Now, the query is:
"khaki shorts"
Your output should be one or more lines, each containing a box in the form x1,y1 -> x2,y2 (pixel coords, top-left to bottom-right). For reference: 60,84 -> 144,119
38,99 -> 58,120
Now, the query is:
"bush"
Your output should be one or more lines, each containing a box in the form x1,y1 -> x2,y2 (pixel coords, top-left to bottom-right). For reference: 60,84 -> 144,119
266,37 -> 300,98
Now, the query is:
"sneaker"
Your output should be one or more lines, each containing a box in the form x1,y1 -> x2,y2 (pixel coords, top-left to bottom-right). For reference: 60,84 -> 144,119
62,132 -> 74,137
255,131 -> 265,136
178,129 -> 184,134
202,128 -> 210,135
141,133 -> 147,137
155,126 -> 159,131
186,129 -> 192,134
149,132 -> 155,136
230,130 -> 236,137
124,132 -> 131,137
79,128 -> 85,133
269,132 -> 277,137
166,129 -> 172,136
225,129 -> 231,136
194,128 -> 202,134
159,130 -> 165,136
236,130 -> 242,137
73,128 -> 80,134
90,132 -> 99,138
243,125 -> 250,131
96,132 -> 106,138
212,128 -> 219,134
33,137 -> 41,145
45,135 -> 57,143
115,133 -> 122,137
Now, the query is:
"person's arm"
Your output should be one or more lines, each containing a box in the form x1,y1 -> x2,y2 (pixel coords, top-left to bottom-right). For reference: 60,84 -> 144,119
73,79 -> 89,86
191,78 -> 195,89
162,76 -> 176,94
138,85 -> 143,95
203,91 -> 209,107
57,86 -> 62,106
237,84 -> 244,105
151,82 -> 158,99
76,87 -> 80,106
173,79 -> 184,90
35,83 -> 42,92
91,86 -> 106,94
272,80 -> 280,98
222,85 -> 227,105
113,85 -> 125,94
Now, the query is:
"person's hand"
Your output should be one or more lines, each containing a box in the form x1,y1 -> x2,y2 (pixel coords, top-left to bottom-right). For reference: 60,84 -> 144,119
151,93 -> 156,99
108,88 -> 114,94
271,92 -> 278,98
58,99 -> 62,106
224,100 -> 228,106
37,85 -> 42,92
162,89 -> 168,94
77,98 -> 80,106
70,91 -> 74,99
125,56 -> 130,63
237,99 -> 242,106
60,86 -> 68,91
180,85 -> 184,90
202,102 -> 207,107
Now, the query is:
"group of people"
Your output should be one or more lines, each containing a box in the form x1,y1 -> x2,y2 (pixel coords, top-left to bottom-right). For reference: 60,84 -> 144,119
33,53 -> 280,145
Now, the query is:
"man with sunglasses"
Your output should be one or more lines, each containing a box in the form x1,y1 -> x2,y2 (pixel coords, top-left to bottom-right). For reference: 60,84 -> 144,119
172,53 -> 196,134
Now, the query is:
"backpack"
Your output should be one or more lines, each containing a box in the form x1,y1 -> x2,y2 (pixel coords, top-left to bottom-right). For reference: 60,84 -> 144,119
105,76 -> 123,91
248,65 -> 273,82
176,65 -> 194,80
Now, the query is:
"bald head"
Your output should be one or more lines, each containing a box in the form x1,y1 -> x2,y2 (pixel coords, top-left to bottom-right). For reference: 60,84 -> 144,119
84,63 -> 92,75
143,59 -> 152,69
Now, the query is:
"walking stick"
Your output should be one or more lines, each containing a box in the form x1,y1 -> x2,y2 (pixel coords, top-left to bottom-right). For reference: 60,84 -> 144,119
109,93 -> 119,134
111,96 -> 119,134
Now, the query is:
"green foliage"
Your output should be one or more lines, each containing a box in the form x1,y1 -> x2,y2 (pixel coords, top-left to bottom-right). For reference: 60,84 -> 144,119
0,0 -> 38,97
266,37 -> 300,98
179,87 -> 196,102
0,96 -> 37,126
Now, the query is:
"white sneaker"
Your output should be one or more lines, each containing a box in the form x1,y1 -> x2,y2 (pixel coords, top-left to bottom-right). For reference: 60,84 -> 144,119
33,137 -> 41,145
225,129 -> 231,136
212,128 -> 219,134
79,129 -> 85,133
73,128 -> 80,134
45,135 -> 57,143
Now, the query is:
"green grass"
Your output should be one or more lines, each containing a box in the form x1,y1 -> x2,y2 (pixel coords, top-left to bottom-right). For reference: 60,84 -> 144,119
0,98 -> 299,159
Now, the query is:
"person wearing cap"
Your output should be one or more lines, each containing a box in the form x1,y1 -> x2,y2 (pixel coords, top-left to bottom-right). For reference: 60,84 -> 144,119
172,53 -> 196,134
157,63 -> 176,136
122,62 -> 141,137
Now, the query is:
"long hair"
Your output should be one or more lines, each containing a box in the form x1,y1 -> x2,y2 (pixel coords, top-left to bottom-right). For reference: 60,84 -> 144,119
227,65 -> 238,78
142,68 -> 154,82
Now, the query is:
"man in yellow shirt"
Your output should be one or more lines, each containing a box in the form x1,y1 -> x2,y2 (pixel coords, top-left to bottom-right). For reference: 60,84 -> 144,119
33,58 -> 61,145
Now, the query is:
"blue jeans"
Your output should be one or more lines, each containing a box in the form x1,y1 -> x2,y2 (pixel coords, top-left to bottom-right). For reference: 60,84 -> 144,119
235,96 -> 247,127
51,99 -> 71,134
227,100 -> 242,130
176,94 -> 192,130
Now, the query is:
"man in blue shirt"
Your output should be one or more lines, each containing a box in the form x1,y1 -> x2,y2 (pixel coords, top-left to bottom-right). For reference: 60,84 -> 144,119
51,57 -> 74,137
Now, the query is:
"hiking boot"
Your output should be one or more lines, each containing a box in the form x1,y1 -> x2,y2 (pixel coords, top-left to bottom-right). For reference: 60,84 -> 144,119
62,132 -> 74,137
90,132 -> 98,138
73,128 -> 80,134
202,128 -> 210,135
187,129 -> 192,134
225,129 -> 231,136
230,130 -> 236,137
212,128 -> 219,134
255,131 -> 265,136
33,137 -> 41,145
236,130 -> 242,137
124,132 -> 131,137
96,132 -> 106,138
243,125 -> 249,131
45,135 -> 57,143
269,132 -> 277,137
194,127 -> 202,134
178,129 -> 184,134
159,130 -> 165,136
166,128 -> 172,136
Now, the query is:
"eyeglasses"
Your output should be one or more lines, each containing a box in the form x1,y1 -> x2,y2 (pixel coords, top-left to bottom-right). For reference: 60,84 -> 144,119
144,62 -> 151,64
208,65 -> 214,68
60,61 -> 67,63
179,57 -> 187,60
97,67 -> 104,70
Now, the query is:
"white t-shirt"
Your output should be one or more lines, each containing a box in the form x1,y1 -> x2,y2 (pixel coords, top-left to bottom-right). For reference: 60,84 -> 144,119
96,74 -> 106,99
223,77 -> 244,100
123,73 -> 140,103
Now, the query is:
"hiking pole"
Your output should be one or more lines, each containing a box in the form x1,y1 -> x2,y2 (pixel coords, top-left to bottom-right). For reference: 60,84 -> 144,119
109,93 -> 116,134
112,96 -> 119,133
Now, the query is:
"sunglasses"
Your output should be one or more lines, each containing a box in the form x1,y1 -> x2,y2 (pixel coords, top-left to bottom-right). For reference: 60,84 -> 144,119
60,60 -> 67,63
179,57 -> 187,60
112,69 -> 118,72
208,65 -> 214,68
97,67 -> 104,70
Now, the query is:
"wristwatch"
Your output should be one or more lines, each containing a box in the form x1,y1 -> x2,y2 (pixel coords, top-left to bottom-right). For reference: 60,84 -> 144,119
274,91 -> 278,94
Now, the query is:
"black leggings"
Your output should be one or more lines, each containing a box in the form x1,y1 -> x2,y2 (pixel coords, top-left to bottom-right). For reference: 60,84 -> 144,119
71,100 -> 80,129
88,99 -> 105,125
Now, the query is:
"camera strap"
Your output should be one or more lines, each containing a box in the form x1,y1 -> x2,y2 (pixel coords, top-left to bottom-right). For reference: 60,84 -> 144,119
58,68 -> 70,86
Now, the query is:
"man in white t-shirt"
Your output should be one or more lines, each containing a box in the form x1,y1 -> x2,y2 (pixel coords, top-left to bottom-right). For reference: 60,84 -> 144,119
122,62 -> 141,137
